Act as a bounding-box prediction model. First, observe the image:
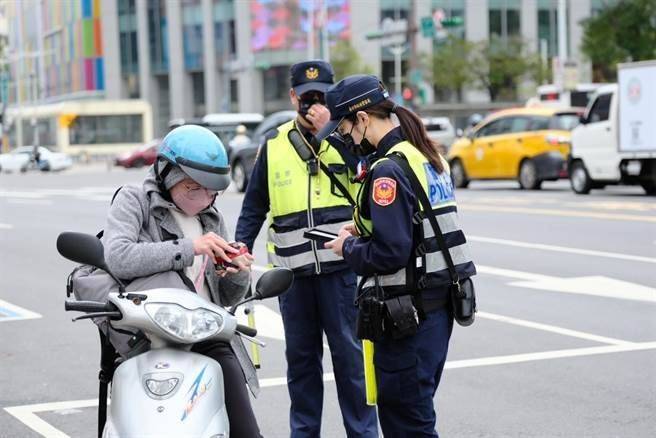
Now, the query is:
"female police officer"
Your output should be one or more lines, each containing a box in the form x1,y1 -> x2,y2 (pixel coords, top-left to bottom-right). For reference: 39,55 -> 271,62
317,75 -> 477,437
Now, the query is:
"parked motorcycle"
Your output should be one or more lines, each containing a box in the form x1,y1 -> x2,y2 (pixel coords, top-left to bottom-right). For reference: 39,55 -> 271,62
57,231 -> 293,438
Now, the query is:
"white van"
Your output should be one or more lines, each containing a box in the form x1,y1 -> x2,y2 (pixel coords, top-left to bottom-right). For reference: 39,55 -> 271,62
526,83 -> 602,110
568,61 -> 656,195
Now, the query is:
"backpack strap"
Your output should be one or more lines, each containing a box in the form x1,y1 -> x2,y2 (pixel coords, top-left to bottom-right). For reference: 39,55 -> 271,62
95,186 -> 124,240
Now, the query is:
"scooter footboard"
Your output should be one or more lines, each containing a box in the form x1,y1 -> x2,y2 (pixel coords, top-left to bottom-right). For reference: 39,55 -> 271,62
104,349 -> 229,438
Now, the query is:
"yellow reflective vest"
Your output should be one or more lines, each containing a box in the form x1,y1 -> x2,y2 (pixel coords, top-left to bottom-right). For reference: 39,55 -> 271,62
266,120 -> 354,275
354,140 -> 475,292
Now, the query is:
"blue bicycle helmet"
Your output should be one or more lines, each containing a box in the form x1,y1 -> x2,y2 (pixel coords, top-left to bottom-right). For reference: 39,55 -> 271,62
157,125 -> 231,191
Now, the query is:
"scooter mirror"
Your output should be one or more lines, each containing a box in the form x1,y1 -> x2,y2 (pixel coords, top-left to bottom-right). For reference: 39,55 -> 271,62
57,232 -> 108,270
254,267 -> 294,300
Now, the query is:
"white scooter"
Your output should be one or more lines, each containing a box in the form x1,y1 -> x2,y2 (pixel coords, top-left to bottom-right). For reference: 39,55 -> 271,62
57,232 -> 293,438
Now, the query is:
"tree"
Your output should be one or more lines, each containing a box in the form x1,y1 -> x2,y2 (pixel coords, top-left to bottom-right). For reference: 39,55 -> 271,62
329,40 -> 373,80
470,36 -> 540,101
430,36 -> 476,102
581,0 -> 656,81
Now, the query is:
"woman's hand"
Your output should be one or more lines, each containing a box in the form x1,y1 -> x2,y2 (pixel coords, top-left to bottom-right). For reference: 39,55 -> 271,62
214,242 -> 254,277
324,228 -> 353,258
193,232 -> 239,263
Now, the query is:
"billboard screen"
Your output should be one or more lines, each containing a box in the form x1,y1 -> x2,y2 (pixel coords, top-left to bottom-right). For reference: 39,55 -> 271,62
251,0 -> 350,52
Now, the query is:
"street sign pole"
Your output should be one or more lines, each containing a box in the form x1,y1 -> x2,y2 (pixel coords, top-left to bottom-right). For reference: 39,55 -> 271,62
389,44 -> 407,99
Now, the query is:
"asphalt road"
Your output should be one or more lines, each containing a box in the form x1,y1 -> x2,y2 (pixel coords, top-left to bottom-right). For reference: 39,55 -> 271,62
1,165 -> 655,437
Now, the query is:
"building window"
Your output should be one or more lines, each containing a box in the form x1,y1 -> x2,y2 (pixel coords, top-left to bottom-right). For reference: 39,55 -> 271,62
537,0 -> 571,59
19,118 -> 57,147
148,0 -> 169,74
263,66 -> 291,101
69,115 -> 144,145
590,0 -> 620,16
537,1 -> 558,59
489,0 -> 521,41
214,0 -> 236,58
191,72 -> 205,117
118,0 -> 139,75
380,0 -> 409,20
182,0 -> 203,71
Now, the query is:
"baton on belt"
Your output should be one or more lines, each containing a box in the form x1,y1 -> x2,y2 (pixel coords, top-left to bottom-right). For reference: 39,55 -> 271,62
244,286 -> 261,369
362,340 -> 377,405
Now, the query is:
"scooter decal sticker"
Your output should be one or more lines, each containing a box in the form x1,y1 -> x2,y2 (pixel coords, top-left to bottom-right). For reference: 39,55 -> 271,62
181,364 -> 213,421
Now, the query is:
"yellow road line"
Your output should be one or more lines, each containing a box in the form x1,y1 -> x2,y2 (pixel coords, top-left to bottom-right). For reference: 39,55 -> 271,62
460,204 -> 656,223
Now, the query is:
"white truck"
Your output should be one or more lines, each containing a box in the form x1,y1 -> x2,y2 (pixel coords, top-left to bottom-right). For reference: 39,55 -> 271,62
568,60 -> 656,195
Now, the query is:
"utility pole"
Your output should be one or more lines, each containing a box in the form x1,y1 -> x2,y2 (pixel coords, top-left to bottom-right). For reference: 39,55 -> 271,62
320,0 -> 330,62
408,0 -> 418,91
557,0 -> 568,86
221,18 -> 231,112
307,1 -> 315,60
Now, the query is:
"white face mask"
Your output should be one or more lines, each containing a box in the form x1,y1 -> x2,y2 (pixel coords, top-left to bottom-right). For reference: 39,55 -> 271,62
170,181 -> 217,216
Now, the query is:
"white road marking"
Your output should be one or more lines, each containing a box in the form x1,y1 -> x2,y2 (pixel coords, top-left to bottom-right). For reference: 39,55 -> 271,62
444,341 -> 656,370
255,262 -> 655,303
236,304 -> 286,341
0,299 -> 42,322
0,191 -> 45,199
461,204 -> 656,223
0,223 -> 13,229
77,195 -> 112,202
6,342 -> 656,438
477,312 -> 633,346
477,265 -> 656,303
469,235 -> 656,265
6,199 -> 54,206
0,187 -> 119,203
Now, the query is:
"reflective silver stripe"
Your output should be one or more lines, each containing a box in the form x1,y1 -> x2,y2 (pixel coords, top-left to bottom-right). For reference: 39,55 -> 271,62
360,268 -> 407,289
268,251 -> 315,270
422,212 -> 461,238
268,228 -> 306,249
316,248 -> 343,264
425,243 -> 473,273
268,220 -> 351,249
268,249 -> 343,269
267,224 -> 347,270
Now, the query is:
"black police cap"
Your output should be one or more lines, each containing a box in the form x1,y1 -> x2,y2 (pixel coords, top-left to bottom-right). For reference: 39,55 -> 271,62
316,74 -> 389,141
290,60 -> 335,96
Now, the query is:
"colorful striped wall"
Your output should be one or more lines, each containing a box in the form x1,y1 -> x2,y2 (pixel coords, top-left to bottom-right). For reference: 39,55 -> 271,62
40,0 -> 105,98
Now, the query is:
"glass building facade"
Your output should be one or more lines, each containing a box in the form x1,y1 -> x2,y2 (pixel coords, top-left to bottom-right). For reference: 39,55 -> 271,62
6,0 -> 105,103
3,0 -> 608,133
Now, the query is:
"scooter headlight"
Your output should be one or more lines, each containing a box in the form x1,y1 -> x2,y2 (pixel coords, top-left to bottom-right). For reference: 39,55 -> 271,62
146,377 -> 179,397
145,303 -> 223,342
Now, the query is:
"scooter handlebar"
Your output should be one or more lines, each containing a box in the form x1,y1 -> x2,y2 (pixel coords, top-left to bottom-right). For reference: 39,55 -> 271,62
236,324 -> 257,338
65,299 -> 111,313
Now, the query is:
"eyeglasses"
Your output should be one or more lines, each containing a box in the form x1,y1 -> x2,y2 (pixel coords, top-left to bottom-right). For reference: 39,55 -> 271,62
182,182 -> 220,200
337,121 -> 356,137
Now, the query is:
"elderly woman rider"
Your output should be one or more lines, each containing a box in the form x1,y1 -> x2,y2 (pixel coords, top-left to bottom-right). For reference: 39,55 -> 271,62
102,125 -> 262,438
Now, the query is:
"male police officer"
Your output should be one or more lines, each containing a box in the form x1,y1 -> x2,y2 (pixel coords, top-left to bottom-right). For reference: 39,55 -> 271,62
235,61 -> 378,437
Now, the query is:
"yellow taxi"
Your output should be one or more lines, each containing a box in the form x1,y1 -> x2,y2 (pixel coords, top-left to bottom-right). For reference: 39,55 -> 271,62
447,107 -> 581,189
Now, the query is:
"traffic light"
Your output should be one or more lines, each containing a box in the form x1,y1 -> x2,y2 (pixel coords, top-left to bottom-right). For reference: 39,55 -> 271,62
402,87 -> 413,101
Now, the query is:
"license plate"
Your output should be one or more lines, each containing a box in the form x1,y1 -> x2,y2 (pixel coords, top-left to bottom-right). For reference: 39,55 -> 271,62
626,161 -> 641,176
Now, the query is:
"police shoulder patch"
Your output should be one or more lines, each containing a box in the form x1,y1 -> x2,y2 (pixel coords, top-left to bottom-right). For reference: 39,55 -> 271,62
372,177 -> 397,207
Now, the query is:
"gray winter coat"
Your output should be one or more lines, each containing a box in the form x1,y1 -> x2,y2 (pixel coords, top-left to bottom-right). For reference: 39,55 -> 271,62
103,169 -> 259,395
